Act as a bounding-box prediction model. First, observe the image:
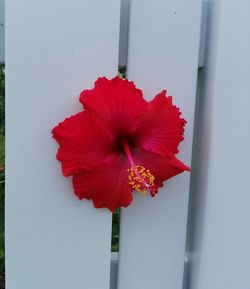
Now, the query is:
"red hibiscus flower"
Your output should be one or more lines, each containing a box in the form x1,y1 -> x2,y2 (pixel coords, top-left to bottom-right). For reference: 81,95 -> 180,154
52,76 -> 190,212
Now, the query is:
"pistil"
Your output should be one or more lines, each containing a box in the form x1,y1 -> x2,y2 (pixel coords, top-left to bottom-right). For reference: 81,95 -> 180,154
122,141 -> 158,197
122,140 -> 136,168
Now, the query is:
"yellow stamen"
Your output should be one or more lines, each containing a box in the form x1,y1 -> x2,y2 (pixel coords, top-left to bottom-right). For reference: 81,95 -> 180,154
127,165 -> 155,195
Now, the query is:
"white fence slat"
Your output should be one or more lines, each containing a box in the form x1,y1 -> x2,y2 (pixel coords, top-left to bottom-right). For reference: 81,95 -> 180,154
0,0 -> 4,62
5,1 -> 120,288
189,1 -> 250,289
118,1 -> 202,289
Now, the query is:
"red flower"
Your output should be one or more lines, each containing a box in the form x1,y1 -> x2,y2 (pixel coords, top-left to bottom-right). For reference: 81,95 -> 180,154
52,76 -> 190,212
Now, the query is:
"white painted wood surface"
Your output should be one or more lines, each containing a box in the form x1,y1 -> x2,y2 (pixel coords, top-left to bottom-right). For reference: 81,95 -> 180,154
118,1 -> 202,289
0,0 -> 4,62
188,1 -> 250,289
5,1 -> 120,288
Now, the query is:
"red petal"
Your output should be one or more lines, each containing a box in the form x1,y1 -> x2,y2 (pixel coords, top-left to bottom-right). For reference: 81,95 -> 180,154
136,91 -> 187,156
72,154 -> 133,212
52,111 -> 115,177
80,77 -> 147,136
133,148 -> 190,187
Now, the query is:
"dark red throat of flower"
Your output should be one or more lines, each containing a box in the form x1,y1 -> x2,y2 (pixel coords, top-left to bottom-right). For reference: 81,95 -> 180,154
122,141 -> 158,197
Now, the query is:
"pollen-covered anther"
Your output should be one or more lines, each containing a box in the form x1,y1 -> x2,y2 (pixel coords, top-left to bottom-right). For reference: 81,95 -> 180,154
127,165 -> 158,197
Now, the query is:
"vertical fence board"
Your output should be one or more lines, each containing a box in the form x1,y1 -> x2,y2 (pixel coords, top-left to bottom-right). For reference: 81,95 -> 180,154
118,1 -> 201,289
188,1 -> 250,289
5,1 -> 120,288
0,0 -> 4,62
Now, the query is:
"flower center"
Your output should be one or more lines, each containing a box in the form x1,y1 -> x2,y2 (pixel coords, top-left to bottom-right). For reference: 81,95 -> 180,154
122,141 -> 158,197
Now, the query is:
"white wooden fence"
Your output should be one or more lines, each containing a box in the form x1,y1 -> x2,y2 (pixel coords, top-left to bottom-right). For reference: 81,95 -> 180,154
0,0 -> 4,63
4,0 -> 250,289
